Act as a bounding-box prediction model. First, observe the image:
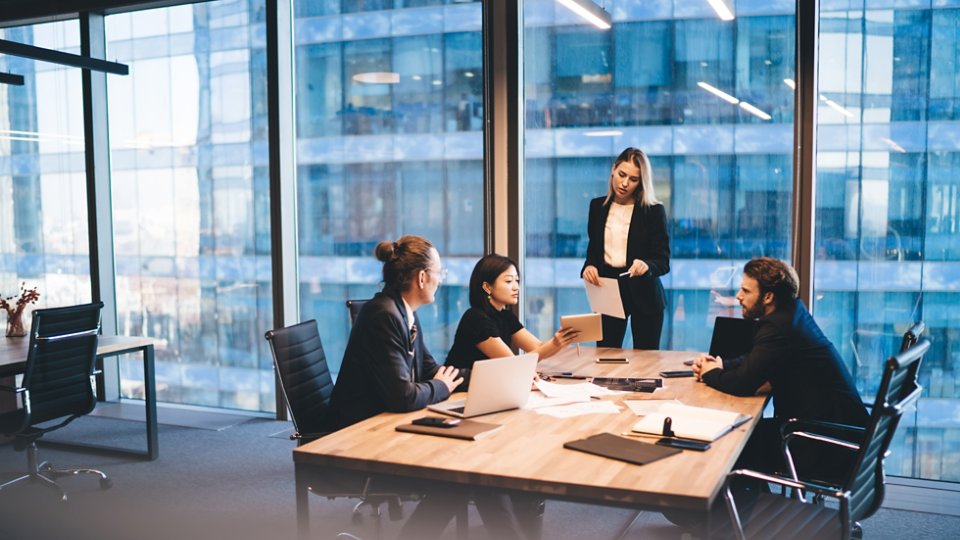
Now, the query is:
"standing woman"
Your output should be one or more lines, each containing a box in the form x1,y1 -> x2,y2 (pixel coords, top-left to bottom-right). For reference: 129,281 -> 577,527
446,253 -> 579,370
581,147 -> 670,350
329,235 -> 462,430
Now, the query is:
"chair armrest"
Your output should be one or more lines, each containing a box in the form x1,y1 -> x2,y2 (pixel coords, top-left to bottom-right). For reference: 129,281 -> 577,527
723,469 -> 850,540
785,430 -> 861,452
726,468 -> 848,499
781,417 -> 865,443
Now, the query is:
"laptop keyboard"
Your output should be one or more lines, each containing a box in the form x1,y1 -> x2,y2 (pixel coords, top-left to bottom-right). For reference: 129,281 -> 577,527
449,406 -> 465,414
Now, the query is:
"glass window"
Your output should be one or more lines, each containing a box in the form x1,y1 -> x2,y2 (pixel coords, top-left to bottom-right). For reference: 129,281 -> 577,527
295,0 -> 484,374
522,1 -> 796,352
814,3 -> 960,483
106,2 -> 274,413
0,21 -> 90,314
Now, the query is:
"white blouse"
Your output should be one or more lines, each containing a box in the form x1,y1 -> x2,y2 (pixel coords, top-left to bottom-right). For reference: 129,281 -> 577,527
603,202 -> 634,268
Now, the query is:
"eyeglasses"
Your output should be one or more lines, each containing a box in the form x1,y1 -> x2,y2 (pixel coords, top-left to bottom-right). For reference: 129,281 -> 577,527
426,267 -> 448,282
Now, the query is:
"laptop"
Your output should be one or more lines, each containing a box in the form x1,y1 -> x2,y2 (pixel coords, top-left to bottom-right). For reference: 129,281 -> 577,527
427,353 -> 539,418
709,317 -> 758,360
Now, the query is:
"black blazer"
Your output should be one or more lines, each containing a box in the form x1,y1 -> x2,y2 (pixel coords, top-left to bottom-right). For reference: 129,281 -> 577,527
702,299 -> 869,428
581,197 -> 670,315
329,287 -> 453,430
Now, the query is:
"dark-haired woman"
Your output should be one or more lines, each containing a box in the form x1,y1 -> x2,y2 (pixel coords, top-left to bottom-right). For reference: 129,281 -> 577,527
329,235 -> 462,430
447,253 -> 579,370
582,147 -> 670,350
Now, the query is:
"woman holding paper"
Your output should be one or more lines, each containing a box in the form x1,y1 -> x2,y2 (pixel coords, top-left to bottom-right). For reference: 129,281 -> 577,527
581,147 -> 670,350
446,253 -> 580,370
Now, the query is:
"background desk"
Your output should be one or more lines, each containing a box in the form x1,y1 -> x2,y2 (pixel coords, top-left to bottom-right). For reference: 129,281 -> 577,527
293,347 -> 767,537
0,335 -> 159,460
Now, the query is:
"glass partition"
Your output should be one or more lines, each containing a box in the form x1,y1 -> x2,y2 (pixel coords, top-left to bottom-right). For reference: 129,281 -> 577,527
106,3 -> 274,411
294,0 -> 485,373
0,22 -> 90,314
522,0 -> 796,351
814,1 -> 960,482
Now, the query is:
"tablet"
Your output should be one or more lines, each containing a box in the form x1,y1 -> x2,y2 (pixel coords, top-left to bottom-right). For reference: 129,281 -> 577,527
559,312 -> 603,343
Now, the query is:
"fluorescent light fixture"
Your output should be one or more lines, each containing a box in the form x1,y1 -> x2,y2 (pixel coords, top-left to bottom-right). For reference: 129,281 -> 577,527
585,130 -> 623,137
706,0 -> 735,21
739,101 -> 772,120
556,0 -> 612,30
352,72 -> 400,84
697,81 -> 739,104
819,95 -> 855,118
783,78 -> 796,90
0,72 -> 25,85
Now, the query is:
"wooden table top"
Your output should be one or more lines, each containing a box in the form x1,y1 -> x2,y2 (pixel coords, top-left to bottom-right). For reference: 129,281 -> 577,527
0,334 -> 156,373
293,346 -> 767,511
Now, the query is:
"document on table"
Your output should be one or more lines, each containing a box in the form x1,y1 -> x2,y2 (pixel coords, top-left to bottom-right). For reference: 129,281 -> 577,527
584,277 -> 625,319
534,379 -> 622,400
623,399 -> 684,416
536,400 -> 622,418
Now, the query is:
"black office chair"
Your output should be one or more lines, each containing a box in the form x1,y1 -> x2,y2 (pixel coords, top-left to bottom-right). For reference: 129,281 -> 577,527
265,319 -> 409,532
719,337 -> 929,540
781,318 -> 928,481
345,299 -> 369,327
265,319 -> 335,443
899,320 -> 924,353
0,302 -> 111,501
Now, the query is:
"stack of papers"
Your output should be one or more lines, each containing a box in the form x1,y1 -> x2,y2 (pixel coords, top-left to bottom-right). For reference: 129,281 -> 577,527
631,403 -> 751,442
534,379 -> 621,400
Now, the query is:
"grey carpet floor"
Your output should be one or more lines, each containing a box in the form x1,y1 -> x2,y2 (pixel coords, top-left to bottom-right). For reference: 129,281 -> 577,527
0,415 -> 957,540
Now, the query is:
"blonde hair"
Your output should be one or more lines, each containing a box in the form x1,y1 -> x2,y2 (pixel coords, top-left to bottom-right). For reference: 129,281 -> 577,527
603,147 -> 660,207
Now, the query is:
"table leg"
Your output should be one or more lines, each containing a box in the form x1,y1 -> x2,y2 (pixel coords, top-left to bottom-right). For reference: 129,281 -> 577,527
143,344 -> 159,460
295,462 -> 310,539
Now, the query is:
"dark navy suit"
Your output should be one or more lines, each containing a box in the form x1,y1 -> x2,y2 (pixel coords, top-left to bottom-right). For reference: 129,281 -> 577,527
703,298 -> 869,481
329,286 -> 453,430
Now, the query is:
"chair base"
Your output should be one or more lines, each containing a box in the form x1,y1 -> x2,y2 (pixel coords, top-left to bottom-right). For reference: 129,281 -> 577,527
0,441 -> 112,501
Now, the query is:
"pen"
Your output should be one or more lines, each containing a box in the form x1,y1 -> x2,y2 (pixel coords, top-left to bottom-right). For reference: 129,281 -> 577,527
618,271 -> 631,277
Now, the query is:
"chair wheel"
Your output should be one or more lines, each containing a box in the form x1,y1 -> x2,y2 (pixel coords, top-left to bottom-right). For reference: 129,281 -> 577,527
852,522 -> 863,539
100,477 -> 113,490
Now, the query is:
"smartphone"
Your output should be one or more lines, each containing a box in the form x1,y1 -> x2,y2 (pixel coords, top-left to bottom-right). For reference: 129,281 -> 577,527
659,370 -> 695,378
596,357 -> 629,364
412,416 -> 461,428
656,438 -> 711,451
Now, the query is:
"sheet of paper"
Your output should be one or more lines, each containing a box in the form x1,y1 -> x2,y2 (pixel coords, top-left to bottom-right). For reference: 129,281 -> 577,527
524,391 -> 590,409
535,400 -> 622,418
584,277 -> 625,319
623,399 -> 683,416
534,379 -> 622,400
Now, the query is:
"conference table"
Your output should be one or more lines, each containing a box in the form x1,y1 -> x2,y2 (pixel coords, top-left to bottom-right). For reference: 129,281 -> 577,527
292,346 -> 768,538
0,334 -> 159,460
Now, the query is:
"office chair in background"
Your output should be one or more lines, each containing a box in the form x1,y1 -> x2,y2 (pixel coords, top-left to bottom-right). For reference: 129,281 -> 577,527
0,302 -> 110,501
345,299 -> 369,327
720,337 -> 929,540
265,319 -> 411,535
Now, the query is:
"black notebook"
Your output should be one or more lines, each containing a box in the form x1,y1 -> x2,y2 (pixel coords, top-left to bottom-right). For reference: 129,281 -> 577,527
563,433 -> 681,465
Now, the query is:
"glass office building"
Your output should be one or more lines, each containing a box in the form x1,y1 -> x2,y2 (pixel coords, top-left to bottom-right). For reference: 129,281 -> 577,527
0,0 -> 957,484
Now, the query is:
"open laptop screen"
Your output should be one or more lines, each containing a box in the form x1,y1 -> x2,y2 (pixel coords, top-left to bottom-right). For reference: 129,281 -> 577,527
709,317 -> 757,361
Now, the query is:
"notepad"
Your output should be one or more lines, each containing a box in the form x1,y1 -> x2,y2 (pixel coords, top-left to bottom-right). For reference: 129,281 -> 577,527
631,403 -> 751,442
396,419 -> 503,441
564,432 -> 680,465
